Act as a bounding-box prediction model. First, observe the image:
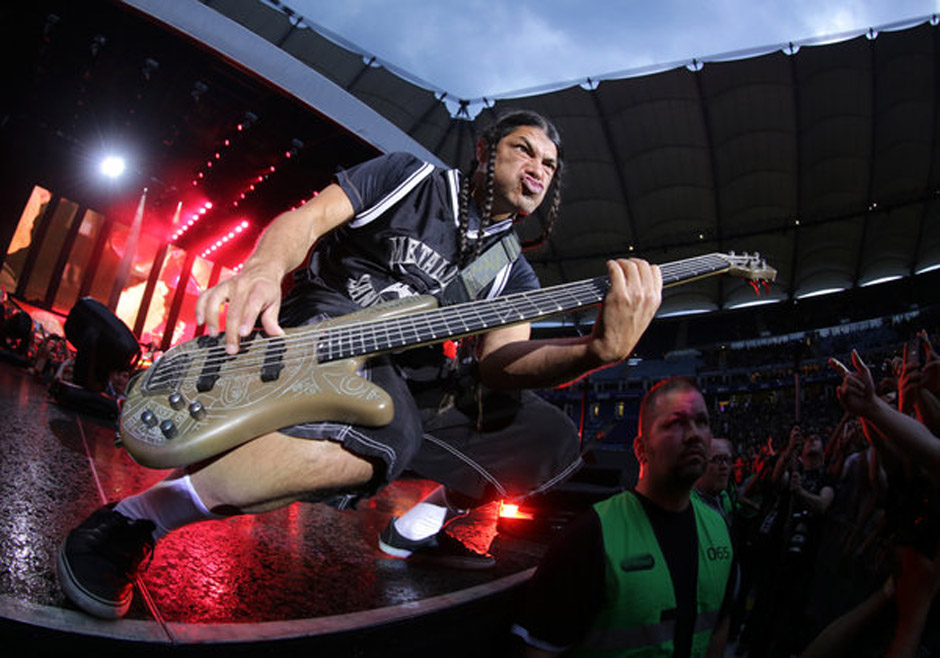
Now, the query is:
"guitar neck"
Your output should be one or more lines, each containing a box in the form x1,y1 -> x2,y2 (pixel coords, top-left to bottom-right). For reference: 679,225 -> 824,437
313,252 -> 735,364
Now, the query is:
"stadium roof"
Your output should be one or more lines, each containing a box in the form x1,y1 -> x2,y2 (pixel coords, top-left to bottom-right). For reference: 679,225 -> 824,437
3,0 -> 938,348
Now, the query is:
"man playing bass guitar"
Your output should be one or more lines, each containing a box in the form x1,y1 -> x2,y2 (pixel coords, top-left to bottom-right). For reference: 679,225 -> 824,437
57,109 -> 662,619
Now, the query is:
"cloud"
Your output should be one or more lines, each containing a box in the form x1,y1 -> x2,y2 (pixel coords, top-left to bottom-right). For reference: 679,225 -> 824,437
282,0 -> 940,99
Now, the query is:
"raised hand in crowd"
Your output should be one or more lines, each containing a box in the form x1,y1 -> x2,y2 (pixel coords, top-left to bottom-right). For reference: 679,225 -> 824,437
831,348 -> 940,481
898,332 -> 940,436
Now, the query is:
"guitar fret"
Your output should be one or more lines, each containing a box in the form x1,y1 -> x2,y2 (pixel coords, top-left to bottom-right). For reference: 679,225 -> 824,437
305,253 -> 772,365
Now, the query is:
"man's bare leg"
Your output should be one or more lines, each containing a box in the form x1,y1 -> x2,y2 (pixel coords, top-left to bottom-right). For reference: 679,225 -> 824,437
59,431 -> 374,619
189,431 -> 375,515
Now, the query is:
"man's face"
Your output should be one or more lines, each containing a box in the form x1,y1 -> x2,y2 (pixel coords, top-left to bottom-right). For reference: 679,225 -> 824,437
698,438 -> 732,495
802,435 -> 824,465
636,389 -> 712,489
477,125 -> 558,218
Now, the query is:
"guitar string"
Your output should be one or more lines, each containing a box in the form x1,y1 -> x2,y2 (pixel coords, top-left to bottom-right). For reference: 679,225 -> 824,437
143,255 -> 746,387
143,256 -> 739,388
144,279 -> 611,386
143,256 -> 736,388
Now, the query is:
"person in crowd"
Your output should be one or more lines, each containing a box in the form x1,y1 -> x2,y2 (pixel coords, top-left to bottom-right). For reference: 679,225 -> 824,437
57,109 -> 664,619
694,437 -> 734,525
512,377 -> 734,657
827,343 -> 940,656
740,423 -> 837,657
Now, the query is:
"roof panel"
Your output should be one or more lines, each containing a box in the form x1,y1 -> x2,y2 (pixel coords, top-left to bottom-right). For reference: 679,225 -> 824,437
18,0 -> 933,332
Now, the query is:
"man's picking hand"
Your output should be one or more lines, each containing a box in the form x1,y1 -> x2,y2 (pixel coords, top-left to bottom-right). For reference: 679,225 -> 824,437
195,261 -> 285,355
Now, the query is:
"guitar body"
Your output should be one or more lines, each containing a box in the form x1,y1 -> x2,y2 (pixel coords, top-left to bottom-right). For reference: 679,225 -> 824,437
119,295 -> 439,469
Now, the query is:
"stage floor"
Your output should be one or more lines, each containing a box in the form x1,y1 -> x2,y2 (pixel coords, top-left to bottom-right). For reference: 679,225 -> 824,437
0,360 -> 549,655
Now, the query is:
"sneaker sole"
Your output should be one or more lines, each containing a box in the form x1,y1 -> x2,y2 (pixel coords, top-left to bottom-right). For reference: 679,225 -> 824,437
56,542 -> 132,620
377,538 -> 414,559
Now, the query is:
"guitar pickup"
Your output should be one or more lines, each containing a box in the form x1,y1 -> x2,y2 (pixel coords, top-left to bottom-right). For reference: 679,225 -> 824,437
260,337 -> 287,382
195,332 -> 244,392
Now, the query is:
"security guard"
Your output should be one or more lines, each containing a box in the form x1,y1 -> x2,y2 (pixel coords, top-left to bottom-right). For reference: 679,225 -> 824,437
513,377 -> 734,657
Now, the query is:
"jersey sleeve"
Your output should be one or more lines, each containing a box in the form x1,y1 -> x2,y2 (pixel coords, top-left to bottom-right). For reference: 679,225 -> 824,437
334,152 -> 436,226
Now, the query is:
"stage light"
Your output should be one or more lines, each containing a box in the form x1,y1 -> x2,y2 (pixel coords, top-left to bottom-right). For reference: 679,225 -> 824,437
99,155 -> 126,179
797,287 -> 845,300
727,298 -> 784,310
658,308 -> 713,318
916,263 -> 940,274
498,502 -> 534,521
861,275 -> 902,287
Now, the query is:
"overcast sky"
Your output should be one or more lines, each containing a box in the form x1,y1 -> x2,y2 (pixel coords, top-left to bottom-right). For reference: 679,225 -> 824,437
276,0 -> 939,102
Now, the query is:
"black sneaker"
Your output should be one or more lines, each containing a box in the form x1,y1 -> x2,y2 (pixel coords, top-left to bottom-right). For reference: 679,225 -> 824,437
57,504 -> 156,619
378,517 -> 495,570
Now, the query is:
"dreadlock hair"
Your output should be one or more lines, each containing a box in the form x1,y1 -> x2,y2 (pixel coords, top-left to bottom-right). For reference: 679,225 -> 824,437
456,109 -> 565,267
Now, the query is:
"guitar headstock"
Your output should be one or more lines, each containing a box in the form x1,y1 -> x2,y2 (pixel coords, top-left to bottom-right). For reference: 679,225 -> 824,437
720,252 -> 777,282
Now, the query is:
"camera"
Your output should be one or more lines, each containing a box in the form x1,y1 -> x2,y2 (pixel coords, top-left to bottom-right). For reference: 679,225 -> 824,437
787,510 -> 811,555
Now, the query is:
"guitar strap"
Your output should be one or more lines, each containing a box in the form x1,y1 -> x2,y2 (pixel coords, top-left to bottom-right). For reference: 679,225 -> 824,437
441,232 -> 522,305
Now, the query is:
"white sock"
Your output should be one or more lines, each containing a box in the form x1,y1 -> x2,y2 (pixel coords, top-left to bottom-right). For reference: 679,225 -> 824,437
393,502 -> 448,541
115,474 -> 222,540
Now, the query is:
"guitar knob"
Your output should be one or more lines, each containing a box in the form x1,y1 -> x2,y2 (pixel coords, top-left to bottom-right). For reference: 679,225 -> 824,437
188,400 -> 207,421
168,392 -> 185,410
159,419 -> 178,439
141,409 -> 158,427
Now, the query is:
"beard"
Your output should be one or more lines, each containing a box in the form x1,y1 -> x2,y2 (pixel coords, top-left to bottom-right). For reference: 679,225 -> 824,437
672,461 -> 707,488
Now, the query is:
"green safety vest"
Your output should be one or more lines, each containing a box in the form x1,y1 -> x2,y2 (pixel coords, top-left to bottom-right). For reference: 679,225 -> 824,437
571,491 -> 733,658
692,489 -> 734,526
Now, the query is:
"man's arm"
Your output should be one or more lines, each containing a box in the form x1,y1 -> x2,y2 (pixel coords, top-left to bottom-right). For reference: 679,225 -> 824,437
476,258 -> 662,390
195,183 -> 355,355
831,351 -> 940,480
887,544 -> 940,658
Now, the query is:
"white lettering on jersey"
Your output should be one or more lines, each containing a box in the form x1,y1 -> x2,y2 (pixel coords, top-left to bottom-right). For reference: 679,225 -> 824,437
388,236 -> 458,287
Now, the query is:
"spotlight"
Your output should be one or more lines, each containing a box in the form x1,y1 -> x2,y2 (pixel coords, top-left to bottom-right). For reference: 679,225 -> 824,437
90,34 -> 106,57
99,155 -> 126,179
238,111 -> 258,132
141,58 -> 159,81
286,138 -> 304,158
191,80 -> 208,102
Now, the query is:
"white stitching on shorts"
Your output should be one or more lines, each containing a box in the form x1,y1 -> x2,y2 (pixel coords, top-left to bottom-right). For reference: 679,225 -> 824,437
421,432 -> 507,497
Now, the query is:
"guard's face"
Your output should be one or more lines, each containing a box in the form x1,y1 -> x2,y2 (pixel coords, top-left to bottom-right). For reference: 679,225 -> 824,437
477,125 -> 558,219
637,389 -> 712,487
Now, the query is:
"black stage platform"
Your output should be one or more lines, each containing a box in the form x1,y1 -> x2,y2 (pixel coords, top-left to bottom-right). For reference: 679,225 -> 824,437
0,360 -> 550,656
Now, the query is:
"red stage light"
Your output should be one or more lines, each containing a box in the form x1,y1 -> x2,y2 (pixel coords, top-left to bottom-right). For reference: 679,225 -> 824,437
498,502 -> 534,520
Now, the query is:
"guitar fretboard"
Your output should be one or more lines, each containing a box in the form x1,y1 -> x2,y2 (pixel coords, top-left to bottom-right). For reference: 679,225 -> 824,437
313,252 -> 733,363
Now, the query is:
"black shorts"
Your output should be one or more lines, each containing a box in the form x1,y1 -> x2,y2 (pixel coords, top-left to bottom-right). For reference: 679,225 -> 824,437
278,355 -> 583,509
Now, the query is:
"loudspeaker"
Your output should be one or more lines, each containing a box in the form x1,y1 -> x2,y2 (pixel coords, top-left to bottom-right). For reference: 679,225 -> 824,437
65,297 -> 139,392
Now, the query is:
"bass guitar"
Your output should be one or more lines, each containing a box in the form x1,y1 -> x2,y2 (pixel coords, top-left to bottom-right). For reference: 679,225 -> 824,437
118,252 -> 775,468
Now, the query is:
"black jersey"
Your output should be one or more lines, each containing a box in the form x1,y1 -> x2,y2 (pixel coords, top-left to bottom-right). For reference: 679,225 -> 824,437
293,152 -> 540,319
